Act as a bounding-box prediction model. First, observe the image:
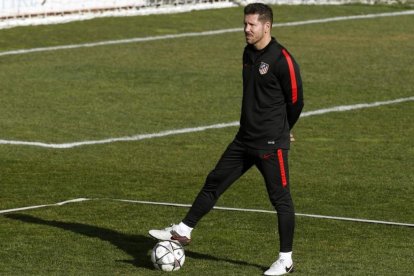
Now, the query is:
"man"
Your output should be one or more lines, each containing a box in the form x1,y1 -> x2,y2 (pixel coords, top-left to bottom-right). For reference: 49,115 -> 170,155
149,3 -> 304,275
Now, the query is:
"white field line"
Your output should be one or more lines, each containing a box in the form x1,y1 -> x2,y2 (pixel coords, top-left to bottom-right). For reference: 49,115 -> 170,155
1,197 -> 413,228
0,96 -> 413,149
0,10 -> 413,58
0,198 -> 91,214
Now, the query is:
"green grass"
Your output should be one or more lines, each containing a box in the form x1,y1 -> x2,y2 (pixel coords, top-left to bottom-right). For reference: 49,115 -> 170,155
1,202 -> 413,275
1,4 -> 413,275
0,4 -> 409,50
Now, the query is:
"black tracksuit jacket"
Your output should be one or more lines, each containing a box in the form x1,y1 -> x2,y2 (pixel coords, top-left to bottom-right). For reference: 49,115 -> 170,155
236,37 -> 304,150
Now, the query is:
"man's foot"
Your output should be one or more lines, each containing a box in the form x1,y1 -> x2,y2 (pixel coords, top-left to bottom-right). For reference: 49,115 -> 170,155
149,224 -> 192,246
264,257 -> 294,275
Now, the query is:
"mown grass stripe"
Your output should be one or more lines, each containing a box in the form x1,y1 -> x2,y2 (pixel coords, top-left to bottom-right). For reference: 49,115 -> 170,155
0,10 -> 413,58
1,197 -> 413,227
0,96 -> 413,149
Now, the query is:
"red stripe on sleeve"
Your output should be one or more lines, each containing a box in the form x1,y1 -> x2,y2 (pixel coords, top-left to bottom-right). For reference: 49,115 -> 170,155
282,49 -> 298,104
277,149 -> 287,187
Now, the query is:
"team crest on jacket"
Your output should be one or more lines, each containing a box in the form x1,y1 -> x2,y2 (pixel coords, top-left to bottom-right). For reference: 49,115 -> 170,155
259,62 -> 269,75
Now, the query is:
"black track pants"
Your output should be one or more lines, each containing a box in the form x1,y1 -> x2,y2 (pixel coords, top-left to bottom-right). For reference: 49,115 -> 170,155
182,139 -> 295,252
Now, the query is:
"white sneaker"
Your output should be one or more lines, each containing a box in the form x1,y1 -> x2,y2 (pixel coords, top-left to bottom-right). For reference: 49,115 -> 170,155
149,224 -> 192,246
264,257 -> 294,275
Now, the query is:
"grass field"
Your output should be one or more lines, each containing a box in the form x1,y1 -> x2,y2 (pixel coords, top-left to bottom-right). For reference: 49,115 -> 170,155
1,4 -> 413,275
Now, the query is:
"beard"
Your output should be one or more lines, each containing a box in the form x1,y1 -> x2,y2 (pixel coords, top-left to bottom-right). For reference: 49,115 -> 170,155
245,32 -> 264,45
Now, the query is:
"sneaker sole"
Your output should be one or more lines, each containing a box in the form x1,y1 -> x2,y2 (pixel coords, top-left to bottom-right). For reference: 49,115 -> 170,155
263,265 -> 294,275
148,232 -> 191,246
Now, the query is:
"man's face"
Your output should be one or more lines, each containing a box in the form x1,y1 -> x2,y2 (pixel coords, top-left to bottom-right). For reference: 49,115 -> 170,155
244,14 -> 269,46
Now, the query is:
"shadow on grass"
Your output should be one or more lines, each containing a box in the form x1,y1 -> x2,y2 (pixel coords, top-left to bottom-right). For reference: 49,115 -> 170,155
5,213 -> 266,271
5,213 -> 155,270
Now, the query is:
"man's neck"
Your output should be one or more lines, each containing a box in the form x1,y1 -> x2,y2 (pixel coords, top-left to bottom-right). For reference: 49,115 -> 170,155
254,35 -> 272,51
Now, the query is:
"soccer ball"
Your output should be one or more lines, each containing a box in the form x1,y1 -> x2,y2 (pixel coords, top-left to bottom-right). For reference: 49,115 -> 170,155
151,240 -> 185,271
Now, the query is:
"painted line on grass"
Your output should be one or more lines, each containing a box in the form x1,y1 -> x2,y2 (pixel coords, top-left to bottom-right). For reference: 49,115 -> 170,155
0,96 -> 413,149
115,198 -> 414,228
0,10 -> 413,58
0,198 -> 91,215
0,197 -> 413,228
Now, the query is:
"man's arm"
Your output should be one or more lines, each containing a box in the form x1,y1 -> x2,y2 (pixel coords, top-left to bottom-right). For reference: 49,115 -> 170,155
278,48 -> 304,130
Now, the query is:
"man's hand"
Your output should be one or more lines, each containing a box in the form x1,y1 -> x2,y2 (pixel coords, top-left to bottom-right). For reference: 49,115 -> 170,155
290,133 -> 295,142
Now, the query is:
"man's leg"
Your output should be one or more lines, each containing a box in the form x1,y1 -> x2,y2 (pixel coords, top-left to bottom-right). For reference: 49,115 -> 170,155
149,140 -> 253,244
256,149 -> 295,275
182,140 -> 254,228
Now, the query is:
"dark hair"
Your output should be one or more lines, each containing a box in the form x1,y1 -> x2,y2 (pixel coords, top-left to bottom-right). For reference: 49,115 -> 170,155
244,3 -> 273,25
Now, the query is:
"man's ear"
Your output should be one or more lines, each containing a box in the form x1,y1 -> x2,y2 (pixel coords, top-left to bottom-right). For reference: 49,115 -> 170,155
265,21 -> 271,33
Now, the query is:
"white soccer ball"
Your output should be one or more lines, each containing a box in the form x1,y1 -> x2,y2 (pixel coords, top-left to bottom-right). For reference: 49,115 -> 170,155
151,240 -> 185,271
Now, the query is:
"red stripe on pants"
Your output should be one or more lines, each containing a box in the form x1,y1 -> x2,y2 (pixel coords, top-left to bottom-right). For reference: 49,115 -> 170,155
282,49 -> 298,104
277,149 -> 287,187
